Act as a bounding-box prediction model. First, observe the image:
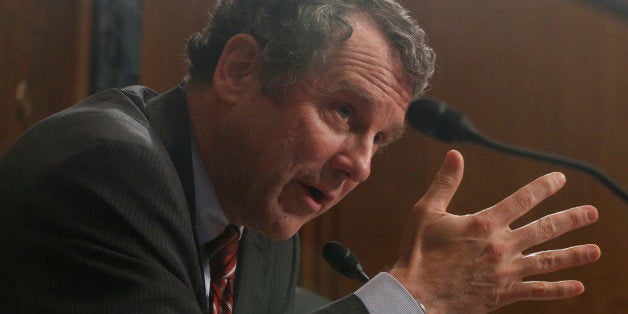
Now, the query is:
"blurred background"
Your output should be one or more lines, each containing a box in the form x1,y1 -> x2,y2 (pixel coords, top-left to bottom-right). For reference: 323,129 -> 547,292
1,0 -> 626,312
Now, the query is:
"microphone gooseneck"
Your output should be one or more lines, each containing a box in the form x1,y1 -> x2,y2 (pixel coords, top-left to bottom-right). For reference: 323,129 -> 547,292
406,97 -> 628,203
322,241 -> 370,283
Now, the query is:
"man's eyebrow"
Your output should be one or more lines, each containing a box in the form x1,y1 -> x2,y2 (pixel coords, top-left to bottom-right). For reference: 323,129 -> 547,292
320,82 -> 374,104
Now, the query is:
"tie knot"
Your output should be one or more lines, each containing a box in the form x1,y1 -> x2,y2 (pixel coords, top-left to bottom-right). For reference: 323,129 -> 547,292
206,225 -> 240,280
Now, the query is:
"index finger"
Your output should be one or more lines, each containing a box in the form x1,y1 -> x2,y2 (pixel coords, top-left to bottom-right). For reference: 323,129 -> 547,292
480,172 -> 566,226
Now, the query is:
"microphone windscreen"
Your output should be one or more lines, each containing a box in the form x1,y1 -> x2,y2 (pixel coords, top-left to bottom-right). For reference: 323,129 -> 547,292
405,97 -> 476,143
322,241 -> 357,274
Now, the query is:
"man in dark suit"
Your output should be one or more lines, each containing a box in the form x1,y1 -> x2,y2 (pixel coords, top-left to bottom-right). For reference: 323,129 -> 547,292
0,0 -> 600,313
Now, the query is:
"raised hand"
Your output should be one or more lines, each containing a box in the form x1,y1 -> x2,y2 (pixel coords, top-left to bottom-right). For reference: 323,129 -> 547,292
390,150 -> 601,313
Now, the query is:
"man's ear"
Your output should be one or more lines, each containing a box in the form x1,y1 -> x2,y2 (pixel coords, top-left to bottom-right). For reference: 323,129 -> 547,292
212,34 -> 261,103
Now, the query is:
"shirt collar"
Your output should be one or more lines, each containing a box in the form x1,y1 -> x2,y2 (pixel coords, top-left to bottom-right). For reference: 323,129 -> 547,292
191,138 -> 229,245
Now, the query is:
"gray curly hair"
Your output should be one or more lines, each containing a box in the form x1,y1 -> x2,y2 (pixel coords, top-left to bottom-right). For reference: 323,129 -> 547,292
186,0 -> 435,99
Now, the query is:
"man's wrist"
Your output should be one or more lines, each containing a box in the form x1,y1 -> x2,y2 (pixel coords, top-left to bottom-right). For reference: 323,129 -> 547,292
354,272 -> 425,313
388,267 -> 432,313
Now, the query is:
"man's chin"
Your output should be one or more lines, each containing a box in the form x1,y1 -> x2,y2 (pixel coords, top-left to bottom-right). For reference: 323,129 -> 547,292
241,200 -> 312,240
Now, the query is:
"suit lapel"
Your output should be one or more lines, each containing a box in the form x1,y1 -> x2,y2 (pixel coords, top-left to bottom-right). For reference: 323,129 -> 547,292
145,85 -> 196,214
145,85 -> 207,310
234,229 -> 299,313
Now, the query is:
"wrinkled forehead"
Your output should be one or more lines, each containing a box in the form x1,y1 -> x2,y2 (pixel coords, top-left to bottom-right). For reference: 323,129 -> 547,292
326,13 -> 413,101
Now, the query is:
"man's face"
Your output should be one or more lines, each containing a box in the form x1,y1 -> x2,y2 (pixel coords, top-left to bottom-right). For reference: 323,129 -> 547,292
210,14 -> 413,240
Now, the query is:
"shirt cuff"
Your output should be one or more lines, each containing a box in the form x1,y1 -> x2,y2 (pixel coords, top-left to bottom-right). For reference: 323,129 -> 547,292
354,272 -> 426,313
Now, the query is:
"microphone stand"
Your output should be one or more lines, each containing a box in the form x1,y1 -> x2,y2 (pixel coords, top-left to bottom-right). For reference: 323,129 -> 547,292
575,0 -> 628,22
463,130 -> 628,203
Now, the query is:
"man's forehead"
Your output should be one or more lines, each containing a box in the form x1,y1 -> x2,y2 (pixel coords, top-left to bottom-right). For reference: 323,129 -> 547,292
317,61 -> 412,117
319,81 -> 374,103
321,79 -> 411,113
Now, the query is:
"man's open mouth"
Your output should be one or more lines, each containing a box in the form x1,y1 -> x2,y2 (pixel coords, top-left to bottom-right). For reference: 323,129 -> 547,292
305,185 -> 326,204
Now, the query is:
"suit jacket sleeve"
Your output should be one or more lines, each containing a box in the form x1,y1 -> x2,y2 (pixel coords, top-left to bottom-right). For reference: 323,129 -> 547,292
7,140 -> 205,313
311,294 -> 369,313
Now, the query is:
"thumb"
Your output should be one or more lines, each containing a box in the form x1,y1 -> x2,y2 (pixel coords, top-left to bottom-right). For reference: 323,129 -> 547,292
416,150 -> 464,214
395,150 -> 465,267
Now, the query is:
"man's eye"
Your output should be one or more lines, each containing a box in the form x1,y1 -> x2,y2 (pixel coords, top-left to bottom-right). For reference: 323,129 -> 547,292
373,132 -> 383,145
337,105 -> 352,120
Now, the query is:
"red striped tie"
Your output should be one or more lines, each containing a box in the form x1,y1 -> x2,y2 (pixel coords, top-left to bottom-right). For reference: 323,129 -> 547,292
206,225 -> 240,314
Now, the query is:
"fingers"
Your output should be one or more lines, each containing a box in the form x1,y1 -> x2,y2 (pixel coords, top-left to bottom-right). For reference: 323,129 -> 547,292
414,150 -> 464,214
482,172 -> 566,226
496,244 -> 600,305
516,244 -> 601,278
513,205 -> 598,251
505,280 -> 585,302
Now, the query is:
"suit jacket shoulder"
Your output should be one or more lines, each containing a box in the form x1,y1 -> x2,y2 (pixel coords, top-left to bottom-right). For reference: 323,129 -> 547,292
0,86 -> 205,313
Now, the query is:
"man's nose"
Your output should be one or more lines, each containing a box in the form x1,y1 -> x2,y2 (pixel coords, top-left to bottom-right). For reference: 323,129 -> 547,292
330,138 -> 372,183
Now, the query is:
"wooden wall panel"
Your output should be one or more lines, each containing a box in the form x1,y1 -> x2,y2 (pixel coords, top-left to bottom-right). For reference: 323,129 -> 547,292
140,0 -> 216,91
0,0 -> 92,153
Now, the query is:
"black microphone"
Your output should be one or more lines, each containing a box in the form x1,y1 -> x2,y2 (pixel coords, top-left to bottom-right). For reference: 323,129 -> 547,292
322,241 -> 370,283
406,97 -> 628,203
